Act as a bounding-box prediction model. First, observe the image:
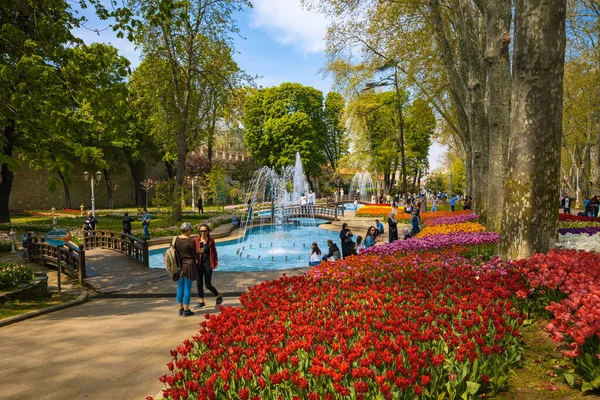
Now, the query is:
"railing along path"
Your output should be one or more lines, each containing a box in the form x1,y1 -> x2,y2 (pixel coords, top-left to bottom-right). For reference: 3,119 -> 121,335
27,237 -> 86,284
83,230 -> 149,267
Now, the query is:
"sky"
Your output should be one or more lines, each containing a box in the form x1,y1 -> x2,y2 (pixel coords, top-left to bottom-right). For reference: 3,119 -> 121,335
70,0 -> 445,169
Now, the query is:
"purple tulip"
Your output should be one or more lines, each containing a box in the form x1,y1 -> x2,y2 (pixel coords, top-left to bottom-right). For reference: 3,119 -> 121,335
558,227 -> 600,236
363,232 -> 499,256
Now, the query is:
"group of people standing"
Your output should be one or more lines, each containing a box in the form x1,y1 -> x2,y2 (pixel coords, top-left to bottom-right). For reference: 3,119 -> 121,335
561,194 -> 600,217
172,222 -> 223,317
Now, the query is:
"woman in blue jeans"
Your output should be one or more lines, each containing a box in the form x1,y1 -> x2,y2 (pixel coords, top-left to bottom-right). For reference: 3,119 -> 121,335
174,222 -> 198,316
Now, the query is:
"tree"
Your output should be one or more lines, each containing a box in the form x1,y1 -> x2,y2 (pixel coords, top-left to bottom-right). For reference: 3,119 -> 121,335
243,83 -> 328,189
114,0 -> 250,221
0,0 -> 81,221
323,92 -> 347,171
500,0 -> 567,259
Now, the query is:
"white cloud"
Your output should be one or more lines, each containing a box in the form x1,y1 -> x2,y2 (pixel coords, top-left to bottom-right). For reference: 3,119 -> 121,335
249,0 -> 330,53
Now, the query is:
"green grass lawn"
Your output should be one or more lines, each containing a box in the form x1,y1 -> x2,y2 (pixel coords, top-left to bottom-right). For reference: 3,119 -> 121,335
4,206 -> 229,233
0,293 -> 78,320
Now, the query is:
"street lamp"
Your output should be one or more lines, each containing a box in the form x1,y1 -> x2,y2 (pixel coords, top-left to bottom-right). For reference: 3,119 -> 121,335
9,230 -> 16,253
191,176 -> 196,212
84,171 -> 103,217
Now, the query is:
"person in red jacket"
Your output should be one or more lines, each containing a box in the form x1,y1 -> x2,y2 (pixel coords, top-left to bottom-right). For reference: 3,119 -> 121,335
193,224 -> 223,309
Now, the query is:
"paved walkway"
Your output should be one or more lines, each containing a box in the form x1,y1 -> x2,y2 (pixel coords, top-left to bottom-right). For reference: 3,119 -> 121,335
0,212 -> 389,400
1,250 -> 308,399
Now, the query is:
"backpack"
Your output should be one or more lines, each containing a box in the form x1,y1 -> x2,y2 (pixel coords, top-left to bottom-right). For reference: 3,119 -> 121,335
163,237 -> 180,277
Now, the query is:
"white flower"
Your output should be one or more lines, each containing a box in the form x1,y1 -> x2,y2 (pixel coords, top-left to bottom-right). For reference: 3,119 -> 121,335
556,232 -> 600,252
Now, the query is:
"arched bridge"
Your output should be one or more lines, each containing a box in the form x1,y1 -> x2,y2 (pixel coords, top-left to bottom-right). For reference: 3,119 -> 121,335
257,204 -> 345,221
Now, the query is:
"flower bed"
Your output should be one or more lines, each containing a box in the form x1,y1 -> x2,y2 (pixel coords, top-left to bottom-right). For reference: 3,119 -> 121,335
0,263 -> 35,291
559,214 -> 600,222
425,213 -> 478,226
154,251 -> 527,399
556,232 -> 600,252
513,249 -> 600,391
395,210 -> 472,223
355,205 -> 393,217
362,232 -> 499,257
558,226 -> 600,236
559,221 -> 600,229
416,222 -> 486,238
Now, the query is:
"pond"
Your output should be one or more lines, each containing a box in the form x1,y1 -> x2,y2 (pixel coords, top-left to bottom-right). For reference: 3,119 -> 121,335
148,219 -> 341,272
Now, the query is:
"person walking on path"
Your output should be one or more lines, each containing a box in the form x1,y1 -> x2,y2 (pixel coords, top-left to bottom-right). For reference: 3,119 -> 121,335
449,195 -> 457,212
340,187 -> 344,200
339,223 -> 355,258
309,242 -> 322,266
322,240 -> 341,261
561,194 -> 571,214
388,212 -> 398,242
141,208 -> 151,239
194,224 -> 223,310
122,212 -> 134,235
174,222 -> 198,317
197,196 -> 204,214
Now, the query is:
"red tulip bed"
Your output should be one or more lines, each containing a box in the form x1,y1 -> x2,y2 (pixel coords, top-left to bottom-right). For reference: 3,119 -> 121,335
153,246 -> 535,400
152,222 -> 600,399
513,249 -> 600,392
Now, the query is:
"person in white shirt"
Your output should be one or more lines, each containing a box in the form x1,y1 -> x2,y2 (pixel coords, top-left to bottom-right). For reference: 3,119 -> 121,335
371,194 -> 376,204
354,198 -> 358,213
431,195 -> 439,212
308,242 -> 322,266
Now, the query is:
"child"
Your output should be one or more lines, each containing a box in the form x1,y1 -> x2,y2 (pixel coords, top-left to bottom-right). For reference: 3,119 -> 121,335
309,242 -> 322,266
355,236 -> 364,254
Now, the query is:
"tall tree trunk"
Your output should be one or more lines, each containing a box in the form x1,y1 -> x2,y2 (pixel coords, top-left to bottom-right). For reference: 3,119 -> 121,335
500,1 -> 567,260
467,75 -> 489,220
0,121 -> 15,223
596,124 -> 600,191
164,161 -> 176,179
125,154 -> 144,207
56,170 -> 72,209
482,0 -> 512,233
103,169 -> 113,209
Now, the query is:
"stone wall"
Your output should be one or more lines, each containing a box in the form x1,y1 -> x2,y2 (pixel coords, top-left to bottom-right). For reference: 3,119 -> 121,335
10,155 -> 170,210
9,147 -> 250,210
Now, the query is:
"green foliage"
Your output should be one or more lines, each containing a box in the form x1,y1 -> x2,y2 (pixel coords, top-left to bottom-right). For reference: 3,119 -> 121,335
243,83 -> 328,181
204,166 -> 229,209
0,263 -> 35,291
153,180 -> 178,213
324,92 -> 347,171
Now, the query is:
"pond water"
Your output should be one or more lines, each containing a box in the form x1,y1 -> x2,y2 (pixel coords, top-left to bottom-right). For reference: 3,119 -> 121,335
148,219 -> 341,272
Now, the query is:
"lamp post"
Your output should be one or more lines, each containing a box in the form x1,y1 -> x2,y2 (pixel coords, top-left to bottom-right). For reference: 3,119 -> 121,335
191,176 -> 196,212
84,171 -> 102,217
9,230 -> 15,253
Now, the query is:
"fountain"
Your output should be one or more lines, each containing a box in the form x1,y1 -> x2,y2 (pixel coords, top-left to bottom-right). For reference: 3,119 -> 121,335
350,172 -> 376,202
148,152 -> 342,271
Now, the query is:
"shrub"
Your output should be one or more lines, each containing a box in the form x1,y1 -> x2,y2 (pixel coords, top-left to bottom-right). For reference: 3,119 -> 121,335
0,263 -> 35,291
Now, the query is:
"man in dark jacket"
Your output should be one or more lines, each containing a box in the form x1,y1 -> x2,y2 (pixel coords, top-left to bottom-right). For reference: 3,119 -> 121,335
322,240 -> 341,261
122,212 -> 135,235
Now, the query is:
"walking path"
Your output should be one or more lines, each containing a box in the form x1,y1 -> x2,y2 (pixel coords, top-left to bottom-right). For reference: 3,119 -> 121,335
0,212 -> 389,400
